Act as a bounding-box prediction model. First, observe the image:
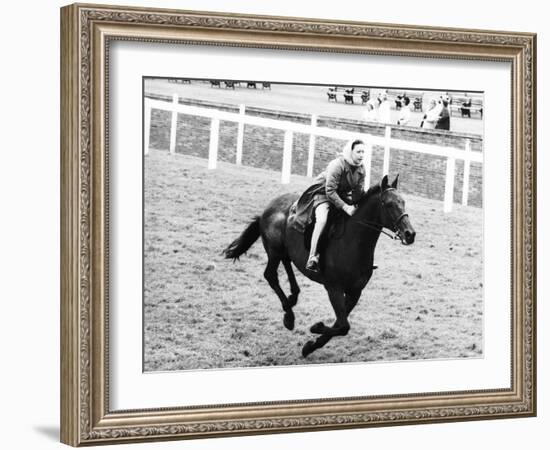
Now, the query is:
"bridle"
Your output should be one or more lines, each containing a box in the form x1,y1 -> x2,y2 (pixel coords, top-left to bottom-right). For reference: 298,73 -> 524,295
351,188 -> 409,241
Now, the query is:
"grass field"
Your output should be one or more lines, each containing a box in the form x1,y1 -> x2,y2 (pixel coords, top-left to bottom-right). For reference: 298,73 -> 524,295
144,151 -> 483,372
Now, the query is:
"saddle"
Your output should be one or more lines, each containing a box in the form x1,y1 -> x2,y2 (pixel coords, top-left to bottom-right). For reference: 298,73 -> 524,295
288,201 -> 378,270
288,201 -> 347,251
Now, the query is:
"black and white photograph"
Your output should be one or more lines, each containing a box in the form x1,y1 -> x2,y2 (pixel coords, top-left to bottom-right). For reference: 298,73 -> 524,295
143,78 -> 484,371
1,0 -> 544,447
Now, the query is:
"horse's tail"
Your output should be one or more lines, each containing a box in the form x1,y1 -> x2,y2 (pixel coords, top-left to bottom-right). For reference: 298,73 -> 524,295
223,216 -> 261,261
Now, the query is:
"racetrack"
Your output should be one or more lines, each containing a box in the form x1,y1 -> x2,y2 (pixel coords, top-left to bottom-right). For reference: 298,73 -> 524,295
144,151 -> 483,372
145,79 -> 483,135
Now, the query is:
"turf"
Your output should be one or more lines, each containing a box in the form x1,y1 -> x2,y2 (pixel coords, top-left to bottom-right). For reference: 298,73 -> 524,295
144,151 -> 483,371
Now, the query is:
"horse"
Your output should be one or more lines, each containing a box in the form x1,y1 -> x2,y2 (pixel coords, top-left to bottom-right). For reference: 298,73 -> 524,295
223,174 -> 416,357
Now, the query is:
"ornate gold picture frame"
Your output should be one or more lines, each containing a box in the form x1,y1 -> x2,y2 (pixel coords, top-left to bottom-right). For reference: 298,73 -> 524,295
61,3 -> 536,446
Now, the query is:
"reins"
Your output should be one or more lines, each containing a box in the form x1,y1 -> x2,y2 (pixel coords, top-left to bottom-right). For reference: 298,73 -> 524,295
351,218 -> 404,240
350,188 -> 409,241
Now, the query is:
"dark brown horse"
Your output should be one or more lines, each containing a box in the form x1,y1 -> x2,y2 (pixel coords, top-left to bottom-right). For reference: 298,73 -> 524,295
223,175 -> 416,357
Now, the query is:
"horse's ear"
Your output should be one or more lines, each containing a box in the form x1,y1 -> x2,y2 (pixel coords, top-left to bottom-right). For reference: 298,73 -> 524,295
381,174 -> 389,191
391,173 -> 399,189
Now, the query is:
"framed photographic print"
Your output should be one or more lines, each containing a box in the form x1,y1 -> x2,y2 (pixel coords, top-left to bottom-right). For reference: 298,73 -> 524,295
60,3 -> 536,446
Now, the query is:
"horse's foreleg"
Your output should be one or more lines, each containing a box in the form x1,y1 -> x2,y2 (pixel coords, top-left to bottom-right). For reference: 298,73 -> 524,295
302,333 -> 333,357
309,287 -> 350,335
345,289 -> 362,315
306,290 -> 363,357
282,258 -> 300,307
303,288 -> 350,357
264,257 -> 295,331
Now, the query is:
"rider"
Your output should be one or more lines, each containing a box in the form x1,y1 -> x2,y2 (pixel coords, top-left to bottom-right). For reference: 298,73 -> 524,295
296,139 -> 366,273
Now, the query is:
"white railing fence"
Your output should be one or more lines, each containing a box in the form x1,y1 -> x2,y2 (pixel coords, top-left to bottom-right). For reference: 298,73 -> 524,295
144,95 -> 482,212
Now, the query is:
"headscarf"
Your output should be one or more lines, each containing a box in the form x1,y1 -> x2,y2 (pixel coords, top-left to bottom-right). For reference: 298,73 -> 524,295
341,140 -> 364,167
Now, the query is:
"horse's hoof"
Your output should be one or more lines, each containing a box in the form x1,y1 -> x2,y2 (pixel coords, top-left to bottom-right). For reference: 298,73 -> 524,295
302,340 -> 316,358
310,322 -> 325,334
283,311 -> 295,331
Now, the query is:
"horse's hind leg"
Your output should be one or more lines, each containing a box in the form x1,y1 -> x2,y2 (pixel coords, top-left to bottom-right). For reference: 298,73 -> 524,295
264,255 -> 295,331
282,258 -> 300,307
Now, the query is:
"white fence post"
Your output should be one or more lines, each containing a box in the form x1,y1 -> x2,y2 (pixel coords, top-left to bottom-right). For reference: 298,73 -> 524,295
208,118 -> 220,170
462,140 -> 471,206
444,156 -> 456,213
144,101 -> 151,155
169,94 -> 179,154
236,104 -> 245,165
383,126 -> 391,175
363,141 -> 373,189
306,114 -> 318,178
147,99 -> 482,212
281,130 -> 293,184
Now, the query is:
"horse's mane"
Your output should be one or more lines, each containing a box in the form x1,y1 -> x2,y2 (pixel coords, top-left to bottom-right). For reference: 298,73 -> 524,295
358,184 -> 382,206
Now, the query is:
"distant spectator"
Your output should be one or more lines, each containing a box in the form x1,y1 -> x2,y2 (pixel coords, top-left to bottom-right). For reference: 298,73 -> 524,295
394,94 -> 404,109
363,99 -> 378,122
421,98 -> 439,129
397,96 -> 411,126
377,92 -> 391,124
436,99 -> 451,130
461,98 -> 472,118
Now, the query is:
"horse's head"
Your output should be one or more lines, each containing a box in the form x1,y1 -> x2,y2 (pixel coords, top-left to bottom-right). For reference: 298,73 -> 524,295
357,175 -> 416,245
378,174 -> 415,245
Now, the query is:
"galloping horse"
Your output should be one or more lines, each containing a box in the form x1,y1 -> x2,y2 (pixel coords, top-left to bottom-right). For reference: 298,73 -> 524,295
223,174 -> 416,357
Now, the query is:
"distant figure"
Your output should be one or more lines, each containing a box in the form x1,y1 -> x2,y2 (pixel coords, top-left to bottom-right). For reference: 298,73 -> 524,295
394,94 -> 404,110
421,98 -> 440,129
344,88 -> 355,104
436,99 -> 451,130
377,92 -> 391,124
461,98 -> 472,117
363,99 -> 378,122
413,96 -> 423,112
397,96 -> 411,126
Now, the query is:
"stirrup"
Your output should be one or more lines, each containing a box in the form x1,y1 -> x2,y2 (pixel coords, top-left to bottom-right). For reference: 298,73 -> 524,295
306,255 -> 320,273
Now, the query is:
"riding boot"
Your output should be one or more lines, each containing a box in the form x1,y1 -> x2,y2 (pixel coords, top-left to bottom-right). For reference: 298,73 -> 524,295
306,222 -> 324,273
306,254 -> 320,273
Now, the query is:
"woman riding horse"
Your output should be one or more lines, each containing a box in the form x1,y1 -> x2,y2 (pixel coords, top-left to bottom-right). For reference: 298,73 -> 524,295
293,139 -> 367,273
223,140 -> 416,357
